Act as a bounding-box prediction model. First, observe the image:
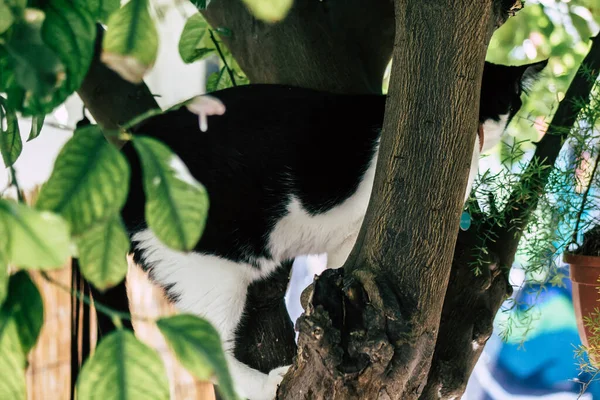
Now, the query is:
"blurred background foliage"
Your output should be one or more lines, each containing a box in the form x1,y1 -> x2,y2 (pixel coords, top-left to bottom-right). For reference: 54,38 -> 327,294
488,0 -> 599,154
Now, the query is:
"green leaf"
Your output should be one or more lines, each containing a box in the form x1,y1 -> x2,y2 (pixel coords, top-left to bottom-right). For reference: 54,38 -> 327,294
36,0 -> 96,115
102,0 -> 158,83
0,200 -> 71,269
241,0 -> 293,23
76,215 -> 129,291
157,315 -> 238,400
0,272 -> 44,354
76,330 -> 170,400
0,96 -> 22,167
0,217 -> 8,306
0,268 -> 6,308
27,114 -> 44,142
0,321 -> 26,400
206,67 -> 232,92
190,0 -> 209,9
84,0 -> 120,24
36,125 -> 130,235
4,12 -> 66,101
178,14 -> 215,64
0,0 -> 15,34
133,136 -> 209,251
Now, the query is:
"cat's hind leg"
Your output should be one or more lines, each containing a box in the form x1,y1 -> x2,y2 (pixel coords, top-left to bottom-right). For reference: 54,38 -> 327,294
132,230 -> 288,400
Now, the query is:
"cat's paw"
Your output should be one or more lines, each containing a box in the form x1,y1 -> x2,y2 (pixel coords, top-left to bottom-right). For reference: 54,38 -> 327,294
260,365 -> 290,400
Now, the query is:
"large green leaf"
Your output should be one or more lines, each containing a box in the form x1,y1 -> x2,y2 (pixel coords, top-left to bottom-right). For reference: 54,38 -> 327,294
101,0 -> 158,83
35,0 -> 96,115
76,214 -> 129,291
157,315 -> 238,400
76,330 -> 170,400
241,0 -> 293,23
0,321 -> 26,400
36,125 -> 130,235
133,136 -> 209,251
0,200 -> 70,269
0,0 -> 15,34
0,272 -> 44,354
178,14 -> 215,64
0,96 -> 22,167
83,0 -> 120,24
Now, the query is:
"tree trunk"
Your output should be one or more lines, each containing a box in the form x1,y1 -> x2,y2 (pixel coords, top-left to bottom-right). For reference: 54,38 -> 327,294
276,0 -> 497,397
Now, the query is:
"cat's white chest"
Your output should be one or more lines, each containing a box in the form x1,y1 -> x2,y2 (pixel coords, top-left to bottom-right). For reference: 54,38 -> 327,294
266,150 -> 379,265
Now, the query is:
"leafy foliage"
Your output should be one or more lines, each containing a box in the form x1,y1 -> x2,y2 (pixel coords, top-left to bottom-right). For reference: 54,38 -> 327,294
0,200 -> 70,269
157,315 -> 239,400
101,0 -> 158,83
0,96 -> 22,167
0,321 -> 26,400
133,136 -> 209,251
76,329 -> 170,400
76,214 -> 129,291
0,272 -> 44,354
36,125 -> 130,235
179,13 -> 215,64
0,272 -> 44,400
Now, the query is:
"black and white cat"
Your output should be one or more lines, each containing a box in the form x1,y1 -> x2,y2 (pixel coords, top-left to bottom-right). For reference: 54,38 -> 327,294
121,60 -> 546,400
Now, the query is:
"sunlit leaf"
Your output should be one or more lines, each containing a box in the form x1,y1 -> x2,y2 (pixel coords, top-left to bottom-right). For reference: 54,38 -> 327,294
0,200 -> 70,269
242,0 -> 293,23
27,114 -> 44,142
0,268 -> 6,308
101,0 -> 158,83
206,67 -> 232,92
76,329 -> 169,400
157,315 -> 238,400
178,14 -> 215,64
84,0 -> 120,24
36,125 -> 130,235
76,214 -> 129,291
0,218 -> 7,305
133,136 -> 209,251
0,272 -> 44,354
0,321 -> 26,400
0,0 -> 15,34
0,96 -> 22,167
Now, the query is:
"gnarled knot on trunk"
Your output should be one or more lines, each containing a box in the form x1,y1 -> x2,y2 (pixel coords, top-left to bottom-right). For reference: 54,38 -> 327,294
279,267 -> 432,399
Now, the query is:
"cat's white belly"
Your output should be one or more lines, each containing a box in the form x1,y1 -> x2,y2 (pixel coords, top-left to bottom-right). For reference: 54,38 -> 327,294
267,148 -> 378,267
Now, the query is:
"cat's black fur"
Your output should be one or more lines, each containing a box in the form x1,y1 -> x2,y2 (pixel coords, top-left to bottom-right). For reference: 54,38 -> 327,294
123,87 -> 384,265
119,60 -> 547,400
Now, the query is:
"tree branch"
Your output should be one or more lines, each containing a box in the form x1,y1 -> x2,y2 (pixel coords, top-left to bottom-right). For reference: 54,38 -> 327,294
202,0 -> 395,94
77,26 -> 159,131
278,0 -> 499,396
421,34 -> 600,398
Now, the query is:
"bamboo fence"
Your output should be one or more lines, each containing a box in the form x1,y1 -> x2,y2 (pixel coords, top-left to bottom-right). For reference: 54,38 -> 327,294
25,263 -> 216,400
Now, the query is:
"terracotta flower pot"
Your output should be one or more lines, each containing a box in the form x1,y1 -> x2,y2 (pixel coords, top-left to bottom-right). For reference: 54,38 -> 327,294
565,252 -> 600,365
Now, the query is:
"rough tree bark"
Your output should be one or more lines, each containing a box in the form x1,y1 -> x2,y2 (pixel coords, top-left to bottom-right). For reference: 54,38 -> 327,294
275,0 -> 497,397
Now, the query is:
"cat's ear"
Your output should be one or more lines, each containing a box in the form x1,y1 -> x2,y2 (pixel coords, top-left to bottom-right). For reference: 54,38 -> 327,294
517,59 -> 548,92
